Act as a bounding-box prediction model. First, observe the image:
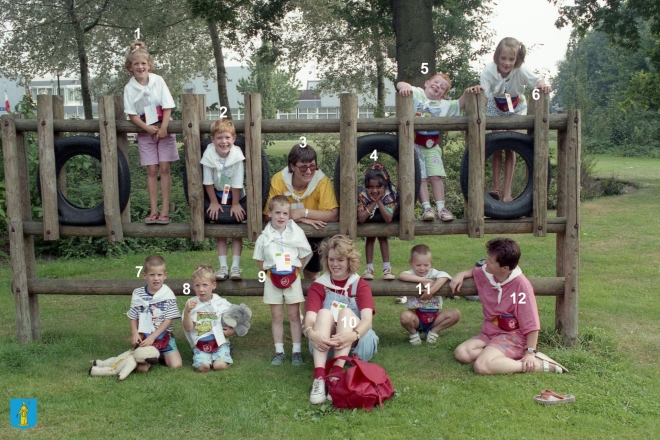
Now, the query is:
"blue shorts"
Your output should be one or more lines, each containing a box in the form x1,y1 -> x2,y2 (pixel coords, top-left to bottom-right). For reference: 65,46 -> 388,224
308,328 -> 379,362
193,342 -> 233,368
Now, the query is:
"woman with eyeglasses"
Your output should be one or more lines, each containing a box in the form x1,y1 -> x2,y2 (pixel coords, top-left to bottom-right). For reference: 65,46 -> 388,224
263,143 -> 339,280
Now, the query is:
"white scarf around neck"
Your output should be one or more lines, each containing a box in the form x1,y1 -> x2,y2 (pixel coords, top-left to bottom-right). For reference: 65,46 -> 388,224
481,264 -> 523,304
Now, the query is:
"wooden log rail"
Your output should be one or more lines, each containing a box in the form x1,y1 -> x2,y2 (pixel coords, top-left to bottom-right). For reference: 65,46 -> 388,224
27,277 -> 565,297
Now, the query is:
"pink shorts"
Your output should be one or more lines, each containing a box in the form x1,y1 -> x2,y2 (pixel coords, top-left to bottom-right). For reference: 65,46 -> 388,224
473,331 -> 526,360
137,132 -> 179,166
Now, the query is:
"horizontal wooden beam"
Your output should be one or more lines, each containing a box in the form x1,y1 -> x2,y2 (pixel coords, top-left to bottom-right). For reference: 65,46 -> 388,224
27,277 -> 565,297
13,114 -> 569,134
22,218 -> 567,238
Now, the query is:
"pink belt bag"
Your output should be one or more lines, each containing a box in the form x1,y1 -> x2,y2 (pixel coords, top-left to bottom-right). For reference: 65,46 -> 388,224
492,314 -> 519,331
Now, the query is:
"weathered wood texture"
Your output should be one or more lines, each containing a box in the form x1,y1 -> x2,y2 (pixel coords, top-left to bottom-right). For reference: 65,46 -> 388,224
339,94 -> 358,240
28,277 -> 565,297
13,114 -> 570,134
53,96 -> 66,197
37,95 -> 59,240
465,93 -> 485,238
2,115 -> 33,342
555,127 -> 567,330
533,92 -> 550,237
244,93 -> 263,242
560,110 -> 581,347
182,94 -> 205,242
115,95 -> 131,222
98,96 -> 124,241
396,93 -> 415,240
22,218 -> 567,238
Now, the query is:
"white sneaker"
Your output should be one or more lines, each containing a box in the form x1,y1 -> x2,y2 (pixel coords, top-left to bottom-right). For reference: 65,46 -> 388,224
382,268 -> 395,280
439,208 -> 454,222
421,207 -> 435,221
362,267 -> 374,280
310,378 -> 327,404
216,266 -> 228,281
230,266 -> 242,280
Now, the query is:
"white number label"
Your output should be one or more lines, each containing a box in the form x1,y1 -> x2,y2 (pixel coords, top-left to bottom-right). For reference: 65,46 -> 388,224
370,149 -> 378,161
532,89 -> 540,101
134,28 -> 140,40
183,283 -> 191,295
135,266 -> 143,277
341,316 -> 358,328
421,63 -> 429,74
300,136 -> 307,148
258,271 -> 267,283
220,106 -> 228,119
510,292 -> 527,304
416,283 -> 430,296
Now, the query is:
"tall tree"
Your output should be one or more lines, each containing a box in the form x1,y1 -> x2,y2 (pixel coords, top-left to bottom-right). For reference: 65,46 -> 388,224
391,0 -> 436,85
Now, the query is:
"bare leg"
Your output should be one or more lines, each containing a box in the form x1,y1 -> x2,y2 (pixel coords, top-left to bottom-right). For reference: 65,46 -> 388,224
270,304 -> 284,345
399,310 -> 420,334
213,360 -> 230,370
217,237 -> 228,259
377,236 -> 389,263
159,161 -> 171,217
428,175 -> 445,203
287,303 -> 302,344
365,237 -> 376,265
502,150 -> 516,202
332,308 -> 360,369
163,350 -> 182,368
312,309 -> 335,368
473,346 -> 528,375
137,363 -> 152,372
454,337 -> 486,364
419,178 -> 429,204
231,237 -> 242,257
491,152 -> 502,194
430,309 -> 461,333
146,164 -> 159,217
196,364 -> 211,373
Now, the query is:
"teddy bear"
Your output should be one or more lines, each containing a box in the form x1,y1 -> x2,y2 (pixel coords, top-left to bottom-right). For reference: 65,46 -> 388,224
89,346 -> 160,381
221,303 -> 252,337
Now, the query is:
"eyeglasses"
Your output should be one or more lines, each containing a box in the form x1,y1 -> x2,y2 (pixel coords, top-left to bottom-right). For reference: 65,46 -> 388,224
294,163 -> 317,172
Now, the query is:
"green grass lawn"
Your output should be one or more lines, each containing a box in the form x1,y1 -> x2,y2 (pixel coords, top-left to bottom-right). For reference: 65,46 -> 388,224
1,155 -> 660,438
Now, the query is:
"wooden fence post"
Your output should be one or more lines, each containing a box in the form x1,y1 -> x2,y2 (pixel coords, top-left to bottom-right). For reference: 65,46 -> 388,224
396,93 -> 415,240
98,96 -> 124,241
244,93 -> 263,242
555,117 -> 567,332
53,96 -> 66,197
182,94 -> 205,242
37,94 -> 59,240
339,94 -> 358,241
465,93 -> 485,238
115,95 -> 131,223
2,115 -> 33,342
561,109 -> 580,347
533,91 -> 550,237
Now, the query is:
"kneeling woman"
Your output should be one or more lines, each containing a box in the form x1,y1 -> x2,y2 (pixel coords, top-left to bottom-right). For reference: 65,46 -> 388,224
450,237 -> 567,375
303,235 -> 379,404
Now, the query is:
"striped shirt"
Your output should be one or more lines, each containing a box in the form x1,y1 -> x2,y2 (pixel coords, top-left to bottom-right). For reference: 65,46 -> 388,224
127,286 -> 180,333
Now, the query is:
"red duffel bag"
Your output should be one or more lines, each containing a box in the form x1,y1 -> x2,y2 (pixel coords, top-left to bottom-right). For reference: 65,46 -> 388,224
325,354 -> 393,411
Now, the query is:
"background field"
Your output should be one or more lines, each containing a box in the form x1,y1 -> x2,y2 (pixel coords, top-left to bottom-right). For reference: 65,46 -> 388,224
1,155 -> 659,439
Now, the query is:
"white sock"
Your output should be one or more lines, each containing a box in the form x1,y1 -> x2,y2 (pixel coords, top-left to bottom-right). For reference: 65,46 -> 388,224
231,255 -> 241,269
422,202 -> 431,210
275,343 -> 284,354
292,343 -> 302,353
366,263 -> 374,271
218,255 -> 227,268
383,262 -> 391,270
436,201 -> 445,211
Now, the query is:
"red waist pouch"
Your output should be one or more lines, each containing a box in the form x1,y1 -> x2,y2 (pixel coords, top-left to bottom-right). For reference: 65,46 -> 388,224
268,268 -> 298,289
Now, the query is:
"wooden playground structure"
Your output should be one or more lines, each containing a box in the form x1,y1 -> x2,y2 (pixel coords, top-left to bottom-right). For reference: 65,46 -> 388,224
1,92 -> 580,346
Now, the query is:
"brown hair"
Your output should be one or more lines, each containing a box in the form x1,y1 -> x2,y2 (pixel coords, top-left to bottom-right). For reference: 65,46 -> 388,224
410,244 -> 431,260
486,237 -> 521,270
320,235 -> 361,275
493,37 -> 526,69
124,40 -> 154,72
143,255 -> 166,271
210,119 -> 236,138
268,195 -> 291,211
287,144 -> 317,173
427,73 -> 452,92
192,265 -> 216,283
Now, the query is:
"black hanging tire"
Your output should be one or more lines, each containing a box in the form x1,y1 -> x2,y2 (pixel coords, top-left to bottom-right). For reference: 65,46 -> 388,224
182,136 -> 271,223
333,134 -> 422,222
36,136 -> 131,226
460,131 -> 551,220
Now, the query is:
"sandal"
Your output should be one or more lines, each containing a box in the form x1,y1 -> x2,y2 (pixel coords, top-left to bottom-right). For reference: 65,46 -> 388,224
534,389 -> 575,405
156,214 -> 172,225
488,190 -> 500,200
145,213 -> 159,224
535,352 -> 569,373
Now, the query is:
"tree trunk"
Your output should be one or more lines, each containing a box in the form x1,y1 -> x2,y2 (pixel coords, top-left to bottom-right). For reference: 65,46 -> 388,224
372,24 -> 386,118
66,0 -> 93,119
391,0 -> 436,86
208,20 -> 232,120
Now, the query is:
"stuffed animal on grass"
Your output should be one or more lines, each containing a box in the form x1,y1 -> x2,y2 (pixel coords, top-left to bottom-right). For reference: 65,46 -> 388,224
221,304 -> 252,336
89,346 -> 160,381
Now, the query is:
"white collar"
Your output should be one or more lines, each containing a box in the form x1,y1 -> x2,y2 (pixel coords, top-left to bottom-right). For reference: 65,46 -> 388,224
281,167 -> 326,203
481,264 -> 522,304
200,144 -> 245,170
314,273 -> 360,295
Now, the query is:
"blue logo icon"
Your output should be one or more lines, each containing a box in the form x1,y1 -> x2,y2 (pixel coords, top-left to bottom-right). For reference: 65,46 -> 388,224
10,398 -> 37,430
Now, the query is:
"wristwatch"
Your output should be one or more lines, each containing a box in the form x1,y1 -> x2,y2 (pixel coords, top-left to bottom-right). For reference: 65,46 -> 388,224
304,208 -> 309,219
526,347 -> 536,354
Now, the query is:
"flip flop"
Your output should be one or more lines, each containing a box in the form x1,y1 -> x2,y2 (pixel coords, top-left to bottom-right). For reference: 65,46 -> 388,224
145,214 -> 159,224
535,351 -> 569,373
156,214 -> 172,225
534,389 -> 575,405
488,190 -> 500,200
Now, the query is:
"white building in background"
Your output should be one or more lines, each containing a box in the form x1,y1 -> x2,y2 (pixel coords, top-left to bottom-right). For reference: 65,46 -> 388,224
1,66 -> 397,120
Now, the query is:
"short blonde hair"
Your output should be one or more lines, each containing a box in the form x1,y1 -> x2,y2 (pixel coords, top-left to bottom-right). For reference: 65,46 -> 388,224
493,37 -> 526,69
269,195 -> 291,211
124,40 -> 154,72
210,119 -> 236,138
144,255 -> 165,271
427,72 -> 452,92
191,265 -> 216,283
320,235 -> 361,275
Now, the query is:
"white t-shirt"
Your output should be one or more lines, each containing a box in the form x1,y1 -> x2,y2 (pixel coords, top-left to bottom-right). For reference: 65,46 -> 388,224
253,221 -> 312,270
201,144 -> 245,199
410,86 -> 461,136
123,73 -> 175,117
480,61 -> 542,99
402,268 -> 452,310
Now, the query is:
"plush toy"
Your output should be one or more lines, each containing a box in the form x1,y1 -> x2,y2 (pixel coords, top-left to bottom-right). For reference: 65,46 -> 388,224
221,303 -> 252,336
89,346 -> 160,381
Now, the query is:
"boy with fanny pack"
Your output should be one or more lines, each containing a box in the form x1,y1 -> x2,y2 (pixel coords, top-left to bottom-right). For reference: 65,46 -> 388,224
398,244 -> 461,345
253,195 -> 312,366
182,265 -> 236,372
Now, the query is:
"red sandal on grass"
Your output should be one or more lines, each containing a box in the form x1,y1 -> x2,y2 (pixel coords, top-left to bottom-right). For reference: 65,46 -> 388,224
145,213 -> 159,224
534,389 -> 575,405
156,214 -> 172,225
